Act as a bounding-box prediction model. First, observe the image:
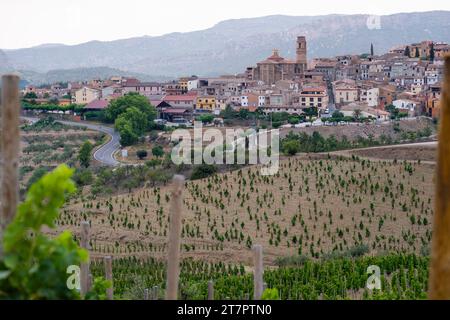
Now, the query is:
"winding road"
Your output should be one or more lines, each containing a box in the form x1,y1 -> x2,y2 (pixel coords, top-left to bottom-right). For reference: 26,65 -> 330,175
22,117 -> 121,166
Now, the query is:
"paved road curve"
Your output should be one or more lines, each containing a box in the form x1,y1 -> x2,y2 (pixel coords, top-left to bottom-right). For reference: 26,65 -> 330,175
22,117 -> 121,166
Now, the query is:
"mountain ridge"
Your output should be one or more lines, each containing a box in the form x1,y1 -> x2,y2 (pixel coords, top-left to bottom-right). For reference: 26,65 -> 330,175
1,11 -> 449,83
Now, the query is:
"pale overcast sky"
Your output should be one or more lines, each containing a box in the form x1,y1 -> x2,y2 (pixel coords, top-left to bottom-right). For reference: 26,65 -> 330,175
1,0 -> 449,49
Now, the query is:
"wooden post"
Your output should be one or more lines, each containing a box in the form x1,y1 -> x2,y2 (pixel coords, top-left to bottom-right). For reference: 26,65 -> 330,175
165,175 -> 185,300
207,280 -> 214,300
144,288 -> 149,300
104,256 -> 113,300
429,55 -> 450,299
253,244 -> 264,300
0,74 -> 20,256
80,221 -> 91,296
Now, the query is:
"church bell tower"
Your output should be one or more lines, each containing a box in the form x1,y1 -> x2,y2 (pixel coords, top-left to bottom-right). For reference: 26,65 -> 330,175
296,36 -> 307,65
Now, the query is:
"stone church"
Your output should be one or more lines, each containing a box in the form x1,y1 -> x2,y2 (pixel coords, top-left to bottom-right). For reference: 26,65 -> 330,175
247,36 -> 307,85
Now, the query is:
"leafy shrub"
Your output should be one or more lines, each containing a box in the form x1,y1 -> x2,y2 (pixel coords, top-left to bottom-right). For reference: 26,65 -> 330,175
282,140 -> 300,156
348,244 -> 369,257
145,159 -> 162,168
271,121 -> 282,128
191,164 -> 218,180
72,168 -> 94,186
197,114 -> 214,123
261,288 -> 279,300
0,165 -> 86,299
136,150 -> 148,160
151,145 -> 164,158
78,141 -> 93,168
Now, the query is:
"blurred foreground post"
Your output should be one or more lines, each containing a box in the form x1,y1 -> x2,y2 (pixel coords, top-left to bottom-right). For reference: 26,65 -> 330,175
429,55 -> 450,299
207,280 -> 214,300
165,175 -> 184,300
104,256 -> 113,300
80,221 -> 91,296
253,244 -> 264,300
0,74 -> 20,256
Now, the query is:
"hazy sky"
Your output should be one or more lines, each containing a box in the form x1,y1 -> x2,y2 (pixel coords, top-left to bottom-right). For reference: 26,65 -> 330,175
1,0 -> 449,49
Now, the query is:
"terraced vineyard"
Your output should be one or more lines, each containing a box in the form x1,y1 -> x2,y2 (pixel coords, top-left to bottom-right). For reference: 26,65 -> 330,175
17,118 -> 104,190
54,152 -> 435,267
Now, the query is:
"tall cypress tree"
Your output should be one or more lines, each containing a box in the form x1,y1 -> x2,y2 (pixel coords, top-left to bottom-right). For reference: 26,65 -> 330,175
415,47 -> 420,58
430,43 -> 435,61
370,43 -> 374,56
404,46 -> 410,57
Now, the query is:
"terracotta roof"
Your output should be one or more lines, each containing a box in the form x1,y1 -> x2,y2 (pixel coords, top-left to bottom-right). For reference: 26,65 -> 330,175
164,95 -> 196,102
85,99 -> 109,109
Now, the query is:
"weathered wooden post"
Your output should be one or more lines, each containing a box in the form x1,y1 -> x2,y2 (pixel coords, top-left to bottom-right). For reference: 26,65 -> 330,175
144,288 -> 149,300
165,175 -> 185,300
104,256 -> 113,300
429,55 -> 450,299
80,221 -> 91,296
253,244 -> 264,300
0,74 -> 20,257
207,280 -> 214,300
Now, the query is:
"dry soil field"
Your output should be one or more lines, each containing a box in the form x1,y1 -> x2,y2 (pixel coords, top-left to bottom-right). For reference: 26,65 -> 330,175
57,150 -> 435,267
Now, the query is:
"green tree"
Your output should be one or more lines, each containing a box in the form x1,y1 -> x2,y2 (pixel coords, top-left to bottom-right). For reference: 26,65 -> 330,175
197,114 -> 214,123
105,92 -> 156,126
220,105 -> 237,119
118,123 -> 138,146
332,111 -> 344,119
115,107 -> 148,136
72,168 -> 94,186
23,92 -> 38,99
136,150 -> 148,160
370,43 -> 374,56
404,46 -> 410,57
115,107 -> 149,146
303,107 -> 318,121
282,140 -> 300,156
191,164 -> 217,180
288,116 -> 300,125
238,108 -> 250,120
152,145 -> 164,158
430,43 -> 435,61
415,47 -> 420,58
78,141 -> 93,168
